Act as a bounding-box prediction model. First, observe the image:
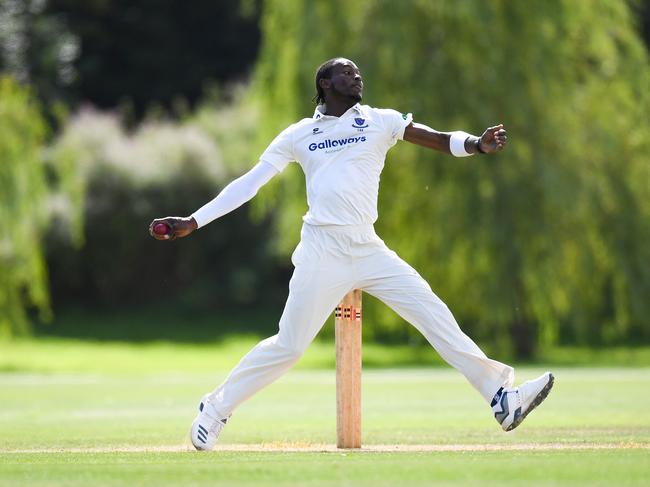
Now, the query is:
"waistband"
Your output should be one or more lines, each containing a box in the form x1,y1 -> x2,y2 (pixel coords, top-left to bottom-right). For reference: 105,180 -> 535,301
302,222 -> 376,237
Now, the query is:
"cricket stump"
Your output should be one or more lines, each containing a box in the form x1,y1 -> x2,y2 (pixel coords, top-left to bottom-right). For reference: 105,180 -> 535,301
335,289 -> 362,449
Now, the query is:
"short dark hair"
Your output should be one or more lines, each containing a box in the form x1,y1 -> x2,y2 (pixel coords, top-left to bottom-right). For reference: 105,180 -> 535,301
313,58 -> 340,105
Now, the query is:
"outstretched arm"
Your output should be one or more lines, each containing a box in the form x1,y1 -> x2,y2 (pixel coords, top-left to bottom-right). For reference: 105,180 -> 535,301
149,161 -> 279,241
403,122 -> 507,155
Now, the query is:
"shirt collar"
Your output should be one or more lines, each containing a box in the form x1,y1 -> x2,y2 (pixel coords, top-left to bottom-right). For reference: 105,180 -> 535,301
313,103 -> 365,120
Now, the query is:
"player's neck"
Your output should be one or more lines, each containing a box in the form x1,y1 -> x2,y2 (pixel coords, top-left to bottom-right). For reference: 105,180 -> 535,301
323,97 -> 357,117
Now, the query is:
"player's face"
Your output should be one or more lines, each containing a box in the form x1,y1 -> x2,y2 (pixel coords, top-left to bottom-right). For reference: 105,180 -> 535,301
328,59 -> 364,102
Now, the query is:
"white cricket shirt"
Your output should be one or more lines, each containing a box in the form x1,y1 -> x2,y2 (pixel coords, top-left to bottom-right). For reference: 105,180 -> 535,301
260,104 -> 413,226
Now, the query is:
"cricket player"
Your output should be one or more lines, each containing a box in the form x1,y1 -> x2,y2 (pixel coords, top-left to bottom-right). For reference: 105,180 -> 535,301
150,58 -> 554,450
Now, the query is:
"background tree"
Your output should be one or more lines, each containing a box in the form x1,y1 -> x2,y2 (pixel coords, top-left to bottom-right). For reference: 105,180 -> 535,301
0,77 -> 83,337
252,0 -> 650,358
3,0 -> 650,352
0,0 -> 262,119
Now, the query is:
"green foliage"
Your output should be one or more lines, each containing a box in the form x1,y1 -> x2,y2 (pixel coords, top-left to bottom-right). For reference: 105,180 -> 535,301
0,77 -> 50,337
253,0 -> 650,356
0,0 -> 261,119
0,76 -> 83,337
44,103 -> 283,312
190,86 -> 262,175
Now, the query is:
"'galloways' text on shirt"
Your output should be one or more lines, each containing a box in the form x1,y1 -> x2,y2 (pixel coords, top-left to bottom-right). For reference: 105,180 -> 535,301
260,103 -> 412,226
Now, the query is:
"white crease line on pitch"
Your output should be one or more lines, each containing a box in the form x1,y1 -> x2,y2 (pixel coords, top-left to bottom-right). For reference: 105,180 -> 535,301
2,443 -> 649,454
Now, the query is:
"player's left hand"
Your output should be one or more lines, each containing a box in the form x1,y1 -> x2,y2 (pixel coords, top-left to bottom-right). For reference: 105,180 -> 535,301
478,124 -> 507,153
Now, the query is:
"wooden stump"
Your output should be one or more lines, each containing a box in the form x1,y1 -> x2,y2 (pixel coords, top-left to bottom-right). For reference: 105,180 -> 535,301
335,289 -> 362,449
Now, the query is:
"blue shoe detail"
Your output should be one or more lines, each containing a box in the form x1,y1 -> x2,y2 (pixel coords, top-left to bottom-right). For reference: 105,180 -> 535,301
494,389 -> 510,425
191,396 -> 229,450
490,387 -> 504,408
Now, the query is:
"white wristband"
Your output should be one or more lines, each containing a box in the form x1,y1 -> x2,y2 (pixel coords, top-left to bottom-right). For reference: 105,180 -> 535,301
449,131 -> 474,157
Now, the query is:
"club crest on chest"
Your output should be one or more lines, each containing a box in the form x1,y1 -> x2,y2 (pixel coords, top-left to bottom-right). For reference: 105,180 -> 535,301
352,118 -> 369,130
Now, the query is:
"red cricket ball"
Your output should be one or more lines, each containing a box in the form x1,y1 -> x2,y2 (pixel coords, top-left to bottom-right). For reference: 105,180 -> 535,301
153,222 -> 171,236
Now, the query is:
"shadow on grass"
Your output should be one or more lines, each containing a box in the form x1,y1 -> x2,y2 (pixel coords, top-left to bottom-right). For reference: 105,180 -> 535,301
33,303 -> 282,344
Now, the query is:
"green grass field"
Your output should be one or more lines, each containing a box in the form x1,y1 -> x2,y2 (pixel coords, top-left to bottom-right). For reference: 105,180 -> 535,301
1,340 -> 649,486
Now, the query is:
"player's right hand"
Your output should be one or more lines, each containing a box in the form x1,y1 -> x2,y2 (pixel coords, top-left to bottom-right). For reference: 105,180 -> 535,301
148,216 -> 198,241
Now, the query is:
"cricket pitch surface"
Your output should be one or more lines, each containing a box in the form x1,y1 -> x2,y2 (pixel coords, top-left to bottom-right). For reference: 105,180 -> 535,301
5,441 -> 648,454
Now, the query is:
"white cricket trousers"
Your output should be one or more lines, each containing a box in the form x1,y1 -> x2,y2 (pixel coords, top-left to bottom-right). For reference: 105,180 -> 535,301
208,223 -> 514,418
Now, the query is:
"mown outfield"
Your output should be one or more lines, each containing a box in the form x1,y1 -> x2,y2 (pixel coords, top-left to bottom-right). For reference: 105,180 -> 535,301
1,339 -> 649,486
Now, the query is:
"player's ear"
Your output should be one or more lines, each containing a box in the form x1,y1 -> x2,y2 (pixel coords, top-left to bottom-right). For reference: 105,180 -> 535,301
319,78 -> 331,90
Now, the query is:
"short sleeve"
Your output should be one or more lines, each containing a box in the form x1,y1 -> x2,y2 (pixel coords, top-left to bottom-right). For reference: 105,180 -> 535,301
375,108 -> 413,143
259,124 -> 296,172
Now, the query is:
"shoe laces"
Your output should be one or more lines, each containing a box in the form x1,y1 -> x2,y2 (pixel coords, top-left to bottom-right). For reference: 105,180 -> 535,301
494,387 -> 522,411
201,410 -> 226,431
208,418 -> 226,435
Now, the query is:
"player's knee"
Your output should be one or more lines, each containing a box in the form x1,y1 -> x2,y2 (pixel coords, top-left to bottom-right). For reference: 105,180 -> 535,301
285,347 -> 304,363
278,342 -> 306,362
266,334 -> 306,362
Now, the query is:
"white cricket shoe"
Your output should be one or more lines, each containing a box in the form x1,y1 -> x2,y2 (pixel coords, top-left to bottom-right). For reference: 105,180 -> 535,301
491,371 -> 554,432
190,395 -> 228,451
